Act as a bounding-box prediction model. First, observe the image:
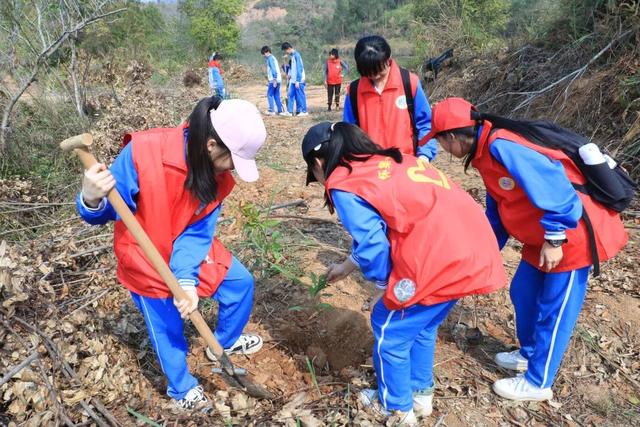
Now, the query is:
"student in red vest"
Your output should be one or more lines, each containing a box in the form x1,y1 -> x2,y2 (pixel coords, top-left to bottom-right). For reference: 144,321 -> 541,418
343,35 -> 438,161
324,48 -> 349,111
301,122 -> 507,425
76,97 -> 267,411
423,97 -> 628,401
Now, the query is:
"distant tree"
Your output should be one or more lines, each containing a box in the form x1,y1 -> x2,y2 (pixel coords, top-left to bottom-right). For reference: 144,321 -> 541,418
178,0 -> 243,55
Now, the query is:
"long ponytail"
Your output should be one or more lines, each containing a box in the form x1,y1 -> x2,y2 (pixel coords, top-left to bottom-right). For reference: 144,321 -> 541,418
185,96 -> 228,205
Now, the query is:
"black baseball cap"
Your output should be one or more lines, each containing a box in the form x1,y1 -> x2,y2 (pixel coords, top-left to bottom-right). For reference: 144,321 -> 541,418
302,121 -> 333,184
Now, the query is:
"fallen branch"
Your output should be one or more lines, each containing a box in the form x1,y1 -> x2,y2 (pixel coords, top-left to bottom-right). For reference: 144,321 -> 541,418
62,289 -> 109,320
79,400 -> 109,427
268,214 -> 337,225
0,350 -> 39,388
91,398 -> 121,427
69,244 -> 111,259
269,199 -> 306,211
476,29 -> 634,112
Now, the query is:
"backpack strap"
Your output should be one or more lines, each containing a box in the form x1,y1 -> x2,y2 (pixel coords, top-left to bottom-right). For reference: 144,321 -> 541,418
400,67 -> 418,154
349,79 -> 360,126
579,206 -> 600,277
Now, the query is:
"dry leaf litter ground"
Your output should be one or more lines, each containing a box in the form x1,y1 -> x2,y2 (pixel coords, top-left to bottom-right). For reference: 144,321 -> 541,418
0,62 -> 639,426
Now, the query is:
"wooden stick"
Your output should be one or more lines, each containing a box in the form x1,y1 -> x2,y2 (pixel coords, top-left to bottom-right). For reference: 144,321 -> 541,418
91,398 -> 121,427
79,401 -> 109,427
0,351 -> 39,387
269,199 -> 306,211
268,214 -> 337,225
61,289 -> 109,320
69,244 -> 111,259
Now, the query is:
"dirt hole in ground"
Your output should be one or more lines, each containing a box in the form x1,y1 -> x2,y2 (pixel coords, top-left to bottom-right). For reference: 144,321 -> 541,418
277,307 -> 373,373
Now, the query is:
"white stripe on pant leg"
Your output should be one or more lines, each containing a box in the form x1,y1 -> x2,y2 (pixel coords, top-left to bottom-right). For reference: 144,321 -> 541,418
542,270 -> 575,387
376,310 -> 396,410
140,297 -> 167,374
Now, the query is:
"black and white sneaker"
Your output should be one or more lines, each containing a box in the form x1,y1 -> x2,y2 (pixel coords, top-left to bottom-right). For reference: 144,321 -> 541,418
172,385 -> 211,412
205,334 -> 263,361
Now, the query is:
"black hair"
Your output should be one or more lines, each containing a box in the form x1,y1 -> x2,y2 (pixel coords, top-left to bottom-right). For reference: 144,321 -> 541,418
212,52 -> 222,60
281,42 -> 292,51
261,45 -> 271,54
185,96 -> 230,205
439,126 -> 478,172
442,110 -> 574,173
304,122 -> 402,213
354,35 -> 391,77
329,48 -> 339,58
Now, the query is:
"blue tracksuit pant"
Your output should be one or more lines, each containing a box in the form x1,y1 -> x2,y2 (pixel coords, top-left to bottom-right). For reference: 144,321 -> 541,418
287,82 -> 307,114
511,260 -> 590,388
371,299 -> 457,411
130,256 -> 254,400
267,83 -> 283,113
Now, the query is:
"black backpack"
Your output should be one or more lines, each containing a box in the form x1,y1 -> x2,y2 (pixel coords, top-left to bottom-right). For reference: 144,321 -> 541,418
349,67 -> 419,154
525,120 -> 636,213
518,121 -> 636,276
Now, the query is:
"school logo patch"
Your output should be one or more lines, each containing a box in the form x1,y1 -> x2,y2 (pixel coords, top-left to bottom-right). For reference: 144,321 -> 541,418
498,177 -> 516,191
395,95 -> 408,109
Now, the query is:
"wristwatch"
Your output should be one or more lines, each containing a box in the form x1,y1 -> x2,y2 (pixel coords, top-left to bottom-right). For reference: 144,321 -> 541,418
545,238 -> 567,248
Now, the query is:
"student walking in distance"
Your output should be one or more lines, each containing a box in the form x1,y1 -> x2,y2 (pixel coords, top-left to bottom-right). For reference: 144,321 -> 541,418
344,35 -> 438,162
281,42 -> 308,117
261,46 -> 285,116
324,48 -> 349,111
77,97 -> 267,411
301,122 -> 507,425
425,97 -> 628,401
208,52 -> 225,98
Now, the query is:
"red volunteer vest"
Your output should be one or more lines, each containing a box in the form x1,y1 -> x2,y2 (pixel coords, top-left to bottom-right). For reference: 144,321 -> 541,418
208,60 -> 224,74
348,60 -> 419,155
114,124 -> 235,298
326,58 -> 343,85
326,155 -> 507,310
472,124 -> 627,271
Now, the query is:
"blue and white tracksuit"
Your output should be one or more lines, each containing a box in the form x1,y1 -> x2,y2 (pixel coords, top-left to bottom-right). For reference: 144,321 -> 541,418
342,81 -> 438,161
208,66 -> 225,98
288,49 -> 307,114
265,55 -> 283,113
485,134 -> 588,389
332,190 -> 457,412
76,139 -> 254,400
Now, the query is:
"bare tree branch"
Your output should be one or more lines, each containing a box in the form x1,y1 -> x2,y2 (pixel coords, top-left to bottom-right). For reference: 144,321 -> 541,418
0,4 -> 126,150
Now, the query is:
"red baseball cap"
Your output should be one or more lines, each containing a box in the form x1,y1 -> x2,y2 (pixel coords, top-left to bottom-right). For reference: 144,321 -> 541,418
421,98 -> 478,145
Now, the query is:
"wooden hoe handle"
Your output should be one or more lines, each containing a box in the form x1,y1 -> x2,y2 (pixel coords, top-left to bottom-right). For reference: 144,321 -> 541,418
61,134 -> 226,358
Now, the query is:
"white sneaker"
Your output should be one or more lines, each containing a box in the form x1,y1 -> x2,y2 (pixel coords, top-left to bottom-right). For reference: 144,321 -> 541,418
297,112 -> 309,117
205,333 -> 263,361
172,385 -> 211,412
495,350 -> 528,371
277,112 -> 288,116
359,389 -> 418,426
413,392 -> 433,417
265,111 -> 275,115
492,374 -> 553,401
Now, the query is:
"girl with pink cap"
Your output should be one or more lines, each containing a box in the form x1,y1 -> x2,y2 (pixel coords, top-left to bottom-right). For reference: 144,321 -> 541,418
76,96 -> 267,411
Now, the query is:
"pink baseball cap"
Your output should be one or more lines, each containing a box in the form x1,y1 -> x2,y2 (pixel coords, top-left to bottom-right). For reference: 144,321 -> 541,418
209,99 -> 267,182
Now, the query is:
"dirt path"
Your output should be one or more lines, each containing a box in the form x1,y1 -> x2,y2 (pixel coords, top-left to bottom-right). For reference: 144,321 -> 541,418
213,81 -> 640,426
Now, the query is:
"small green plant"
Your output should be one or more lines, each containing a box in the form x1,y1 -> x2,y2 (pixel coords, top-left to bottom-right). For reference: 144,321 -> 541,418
308,272 -> 328,297
288,272 -> 333,312
238,201 -> 285,268
236,201 -> 303,283
306,356 -> 321,396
